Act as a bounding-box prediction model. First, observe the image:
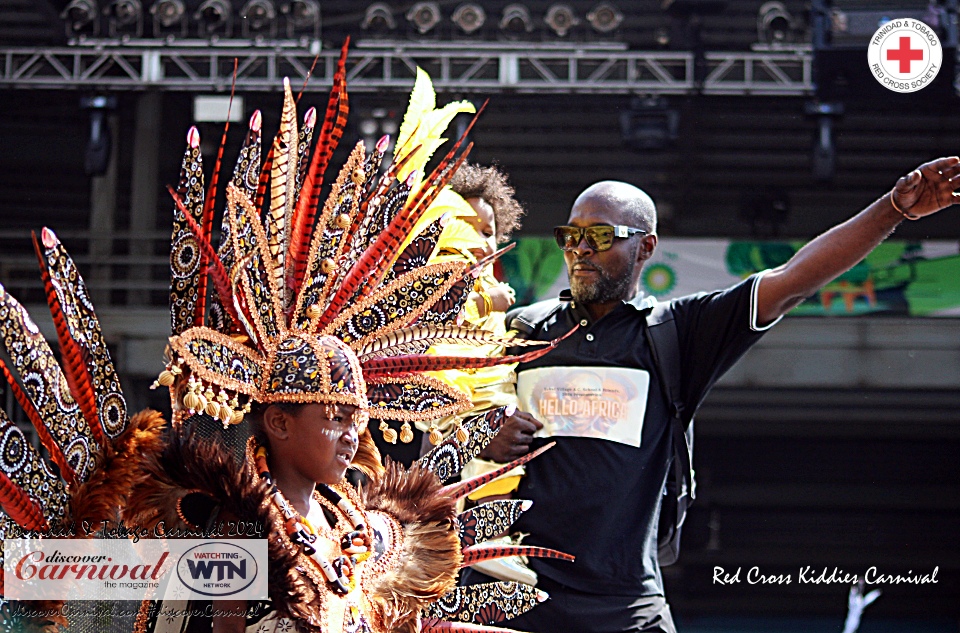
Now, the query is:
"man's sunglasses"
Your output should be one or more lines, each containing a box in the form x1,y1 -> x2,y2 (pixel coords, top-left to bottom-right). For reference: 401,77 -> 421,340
553,225 -> 648,252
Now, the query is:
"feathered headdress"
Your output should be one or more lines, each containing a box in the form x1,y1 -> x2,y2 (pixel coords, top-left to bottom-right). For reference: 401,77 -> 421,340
0,229 -> 165,601
158,43 -> 558,443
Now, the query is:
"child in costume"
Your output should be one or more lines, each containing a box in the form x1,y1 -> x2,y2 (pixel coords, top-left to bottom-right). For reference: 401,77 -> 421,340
0,51 -> 573,633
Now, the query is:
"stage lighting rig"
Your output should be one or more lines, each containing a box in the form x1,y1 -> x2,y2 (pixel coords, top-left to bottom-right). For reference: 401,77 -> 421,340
195,0 -> 231,37
150,0 -> 186,37
586,3 -> 623,33
106,0 -> 143,37
61,0 -> 99,38
757,1 -> 794,44
241,0 -> 277,38
452,3 -> 486,34
804,100 -> 843,182
281,0 -> 319,40
361,2 -> 396,32
545,3 -> 579,37
655,26 -> 670,47
499,4 -> 533,36
406,2 -> 441,35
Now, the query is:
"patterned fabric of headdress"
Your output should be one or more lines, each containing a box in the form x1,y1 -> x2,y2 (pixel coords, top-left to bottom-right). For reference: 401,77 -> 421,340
157,49 -> 560,434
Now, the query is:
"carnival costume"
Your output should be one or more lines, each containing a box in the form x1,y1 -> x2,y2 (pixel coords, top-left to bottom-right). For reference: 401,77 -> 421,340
0,44 -> 572,633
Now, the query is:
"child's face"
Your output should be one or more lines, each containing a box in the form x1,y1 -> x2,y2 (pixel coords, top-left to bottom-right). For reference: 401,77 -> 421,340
275,403 -> 360,485
463,196 -> 498,259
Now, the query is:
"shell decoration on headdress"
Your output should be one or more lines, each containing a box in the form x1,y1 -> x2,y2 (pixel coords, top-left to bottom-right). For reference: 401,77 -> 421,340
157,43 -> 560,443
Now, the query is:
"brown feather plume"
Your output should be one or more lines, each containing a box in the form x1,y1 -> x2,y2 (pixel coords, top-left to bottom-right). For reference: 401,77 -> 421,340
353,427 -> 385,479
122,425 -> 320,632
364,461 -> 461,633
69,409 -> 167,532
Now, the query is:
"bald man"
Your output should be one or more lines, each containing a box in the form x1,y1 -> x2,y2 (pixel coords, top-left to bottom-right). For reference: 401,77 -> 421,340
472,158 -> 960,633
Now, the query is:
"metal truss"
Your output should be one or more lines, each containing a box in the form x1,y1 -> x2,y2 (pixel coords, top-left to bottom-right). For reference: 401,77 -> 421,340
0,42 -> 814,95
702,52 -> 812,95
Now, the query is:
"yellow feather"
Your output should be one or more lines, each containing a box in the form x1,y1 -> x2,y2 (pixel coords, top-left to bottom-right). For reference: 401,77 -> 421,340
393,188 -> 473,259
394,68 -> 476,188
436,217 -> 488,255
396,67 -> 435,155
426,100 -> 476,138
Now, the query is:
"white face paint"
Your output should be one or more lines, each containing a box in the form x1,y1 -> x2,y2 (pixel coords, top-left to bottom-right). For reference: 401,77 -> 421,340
320,427 -> 341,442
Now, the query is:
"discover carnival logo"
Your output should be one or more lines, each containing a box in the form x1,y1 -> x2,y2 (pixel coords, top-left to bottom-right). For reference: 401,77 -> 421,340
868,18 -> 943,93
3,538 -> 267,600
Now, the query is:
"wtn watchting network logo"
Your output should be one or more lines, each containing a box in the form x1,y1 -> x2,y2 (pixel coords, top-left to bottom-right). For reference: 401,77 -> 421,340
868,18 -> 943,93
176,542 -> 260,597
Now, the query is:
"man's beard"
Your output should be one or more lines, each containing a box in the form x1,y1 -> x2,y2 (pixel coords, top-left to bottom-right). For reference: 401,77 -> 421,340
569,259 -> 635,304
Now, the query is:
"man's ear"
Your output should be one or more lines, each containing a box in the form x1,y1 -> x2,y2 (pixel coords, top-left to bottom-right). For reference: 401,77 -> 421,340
638,234 -> 658,262
262,405 -> 291,442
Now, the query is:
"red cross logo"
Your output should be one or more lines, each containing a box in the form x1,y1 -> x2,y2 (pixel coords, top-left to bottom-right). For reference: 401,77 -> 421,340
887,36 -> 924,73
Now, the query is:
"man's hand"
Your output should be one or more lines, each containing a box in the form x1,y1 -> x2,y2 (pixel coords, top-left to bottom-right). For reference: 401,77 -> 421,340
489,284 -> 516,313
479,410 -> 543,463
892,156 -> 960,219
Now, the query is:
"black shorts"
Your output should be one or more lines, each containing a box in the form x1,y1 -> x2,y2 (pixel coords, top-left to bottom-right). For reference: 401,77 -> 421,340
461,570 -> 677,633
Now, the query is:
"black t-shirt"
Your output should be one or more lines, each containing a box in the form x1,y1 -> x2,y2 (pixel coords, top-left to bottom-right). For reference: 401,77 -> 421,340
511,275 -> 772,596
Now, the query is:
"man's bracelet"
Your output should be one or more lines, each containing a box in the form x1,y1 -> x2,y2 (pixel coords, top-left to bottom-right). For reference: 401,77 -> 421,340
889,188 -> 920,221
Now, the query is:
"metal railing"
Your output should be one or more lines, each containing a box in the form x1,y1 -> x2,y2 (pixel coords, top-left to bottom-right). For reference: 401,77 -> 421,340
0,42 -> 814,95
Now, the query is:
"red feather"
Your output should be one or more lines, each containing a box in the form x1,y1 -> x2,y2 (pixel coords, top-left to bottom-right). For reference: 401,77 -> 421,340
361,326 -> 576,378
315,137 -> 477,332
443,443 -> 555,500
0,468 -> 48,532
461,544 -> 574,567
296,51 -> 321,102
194,59 -> 238,324
320,102 -> 487,323
254,145 -> 275,212
0,358 -> 77,487
359,103 -> 485,289
167,186 -> 241,328
32,233 -> 105,450
352,140 -> 424,236
331,141 -> 425,271
289,39 -> 350,289
467,242 -> 516,276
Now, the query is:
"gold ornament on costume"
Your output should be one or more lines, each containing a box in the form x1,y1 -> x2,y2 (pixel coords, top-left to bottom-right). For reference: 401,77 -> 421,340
380,421 -> 398,444
400,421 -> 414,444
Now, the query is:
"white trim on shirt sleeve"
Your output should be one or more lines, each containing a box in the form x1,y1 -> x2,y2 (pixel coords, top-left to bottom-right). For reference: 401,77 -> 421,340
749,269 -> 783,332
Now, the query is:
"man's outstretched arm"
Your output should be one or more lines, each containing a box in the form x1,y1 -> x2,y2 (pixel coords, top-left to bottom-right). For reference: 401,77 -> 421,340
756,156 -> 960,326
